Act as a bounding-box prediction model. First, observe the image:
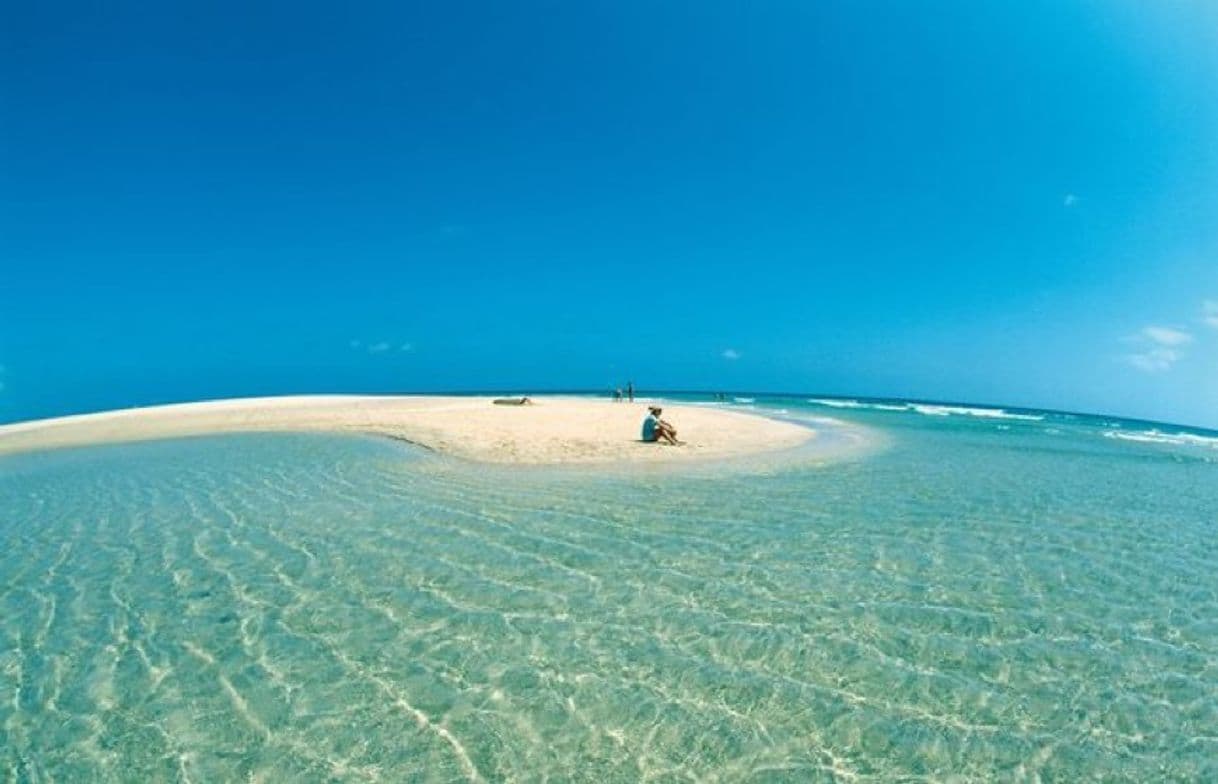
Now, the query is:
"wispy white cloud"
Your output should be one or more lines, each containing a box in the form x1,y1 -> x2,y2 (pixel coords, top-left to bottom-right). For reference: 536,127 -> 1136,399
721,348 -> 741,360
351,339 -> 412,355
1063,193 -> 1077,207
1203,300 -> 1218,329
1126,347 -> 1182,373
1124,325 -> 1193,372
1141,326 -> 1192,347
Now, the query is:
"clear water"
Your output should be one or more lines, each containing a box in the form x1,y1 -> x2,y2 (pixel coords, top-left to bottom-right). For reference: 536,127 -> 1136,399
2,397 -> 1216,781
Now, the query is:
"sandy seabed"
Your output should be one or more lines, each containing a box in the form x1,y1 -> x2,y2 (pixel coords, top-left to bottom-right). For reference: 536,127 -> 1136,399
0,396 -> 814,465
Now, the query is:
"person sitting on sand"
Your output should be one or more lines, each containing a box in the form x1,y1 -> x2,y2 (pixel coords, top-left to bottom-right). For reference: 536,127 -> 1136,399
641,406 -> 680,445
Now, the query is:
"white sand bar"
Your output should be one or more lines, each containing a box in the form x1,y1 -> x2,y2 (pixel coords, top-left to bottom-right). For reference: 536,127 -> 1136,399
0,396 -> 814,465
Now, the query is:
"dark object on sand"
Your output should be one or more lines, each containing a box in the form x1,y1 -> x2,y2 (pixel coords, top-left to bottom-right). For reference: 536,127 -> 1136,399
493,397 -> 533,406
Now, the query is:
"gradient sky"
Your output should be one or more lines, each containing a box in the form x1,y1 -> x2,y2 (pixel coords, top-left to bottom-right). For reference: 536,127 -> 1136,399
3,1 -> 1218,427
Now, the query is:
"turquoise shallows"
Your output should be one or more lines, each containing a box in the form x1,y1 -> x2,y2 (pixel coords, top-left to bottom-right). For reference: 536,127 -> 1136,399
2,397 -> 1216,780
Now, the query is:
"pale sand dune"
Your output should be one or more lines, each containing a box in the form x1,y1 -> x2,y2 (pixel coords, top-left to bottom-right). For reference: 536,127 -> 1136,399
0,396 -> 814,465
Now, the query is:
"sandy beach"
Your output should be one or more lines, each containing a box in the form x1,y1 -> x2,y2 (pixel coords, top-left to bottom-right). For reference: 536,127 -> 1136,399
0,395 -> 814,464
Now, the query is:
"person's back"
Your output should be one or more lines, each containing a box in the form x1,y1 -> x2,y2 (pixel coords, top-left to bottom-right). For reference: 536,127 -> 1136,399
641,412 -> 658,441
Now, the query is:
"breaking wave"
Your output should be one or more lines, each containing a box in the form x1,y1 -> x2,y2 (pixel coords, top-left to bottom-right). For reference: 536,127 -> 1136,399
1102,429 -> 1218,449
808,399 -> 1043,421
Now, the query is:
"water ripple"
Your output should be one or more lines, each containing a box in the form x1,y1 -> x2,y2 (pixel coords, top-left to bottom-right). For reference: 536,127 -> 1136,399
1,431 -> 1215,780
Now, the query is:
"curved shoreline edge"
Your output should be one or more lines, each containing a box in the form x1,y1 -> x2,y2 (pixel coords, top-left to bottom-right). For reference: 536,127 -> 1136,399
0,395 -> 821,466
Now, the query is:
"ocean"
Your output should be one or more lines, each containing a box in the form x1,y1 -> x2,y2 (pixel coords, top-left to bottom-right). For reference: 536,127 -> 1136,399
2,395 -> 1215,781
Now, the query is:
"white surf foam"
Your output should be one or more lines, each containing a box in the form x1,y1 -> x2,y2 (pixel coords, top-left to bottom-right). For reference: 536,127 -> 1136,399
1102,429 -> 1218,449
807,399 -> 909,411
807,398 -> 1043,421
909,404 -> 1044,421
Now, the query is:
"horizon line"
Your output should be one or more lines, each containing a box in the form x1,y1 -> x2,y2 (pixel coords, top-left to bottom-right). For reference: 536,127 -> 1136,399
2,388 -> 1215,436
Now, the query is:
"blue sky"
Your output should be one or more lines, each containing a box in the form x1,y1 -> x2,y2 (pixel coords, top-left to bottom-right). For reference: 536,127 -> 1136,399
3,1 -> 1218,427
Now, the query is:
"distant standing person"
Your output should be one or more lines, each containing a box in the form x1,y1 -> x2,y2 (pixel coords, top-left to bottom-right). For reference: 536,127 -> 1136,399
614,387 -> 623,402
627,381 -> 634,403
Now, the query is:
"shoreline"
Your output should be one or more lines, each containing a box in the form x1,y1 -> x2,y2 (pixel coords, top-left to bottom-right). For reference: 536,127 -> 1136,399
0,395 -> 816,466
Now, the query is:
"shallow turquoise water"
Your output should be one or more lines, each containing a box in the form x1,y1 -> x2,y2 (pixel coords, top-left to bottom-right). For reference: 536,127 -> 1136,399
2,398 -> 1216,781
